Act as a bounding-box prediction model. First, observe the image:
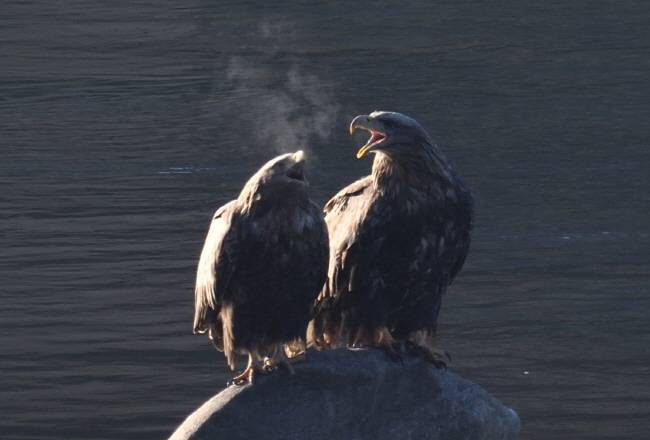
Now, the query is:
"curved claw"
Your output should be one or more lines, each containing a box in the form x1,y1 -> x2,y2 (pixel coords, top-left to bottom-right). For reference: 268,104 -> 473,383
230,354 -> 272,385
424,347 -> 449,370
231,366 -> 255,385
404,340 -> 418,354
404,331 -> 450,370
431,358 -> 447,371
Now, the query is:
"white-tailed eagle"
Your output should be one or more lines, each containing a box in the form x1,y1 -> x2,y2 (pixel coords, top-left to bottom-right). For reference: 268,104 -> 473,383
310,112 -> 473,367
194,151 -> 329,384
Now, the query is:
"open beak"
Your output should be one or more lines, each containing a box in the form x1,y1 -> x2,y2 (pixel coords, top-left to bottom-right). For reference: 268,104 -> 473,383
349,115 -> 387,158
285,150 -> 309,186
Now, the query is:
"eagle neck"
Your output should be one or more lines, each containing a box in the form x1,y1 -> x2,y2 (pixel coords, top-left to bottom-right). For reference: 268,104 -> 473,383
371,144 -> 451,196
240,190 -> 312,228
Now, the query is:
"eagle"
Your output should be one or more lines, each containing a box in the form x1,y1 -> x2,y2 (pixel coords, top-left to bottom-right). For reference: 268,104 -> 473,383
309,111 -> 473,367
193,151 -> 329,385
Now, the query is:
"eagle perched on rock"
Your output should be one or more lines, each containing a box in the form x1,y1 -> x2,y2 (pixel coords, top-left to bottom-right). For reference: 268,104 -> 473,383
193,151 -> 329,384
310,112 -> 473,367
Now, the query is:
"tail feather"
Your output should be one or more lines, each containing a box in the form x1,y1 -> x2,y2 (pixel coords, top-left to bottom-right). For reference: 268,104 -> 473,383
220,305 -> 237,370
193,303 -> 214,334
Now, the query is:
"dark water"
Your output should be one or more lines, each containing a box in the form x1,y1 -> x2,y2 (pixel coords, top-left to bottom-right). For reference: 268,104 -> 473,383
2,2 -> 649,439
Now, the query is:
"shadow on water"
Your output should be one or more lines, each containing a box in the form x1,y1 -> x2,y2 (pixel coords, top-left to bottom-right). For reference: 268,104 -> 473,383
1,1 -> 648,439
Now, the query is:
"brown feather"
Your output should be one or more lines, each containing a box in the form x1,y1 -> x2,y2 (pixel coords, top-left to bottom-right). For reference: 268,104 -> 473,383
194,152 -> 329,374
310,112 -> 473,353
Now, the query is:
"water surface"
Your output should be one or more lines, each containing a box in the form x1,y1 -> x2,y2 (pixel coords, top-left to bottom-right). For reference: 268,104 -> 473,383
1,1 -> 649,439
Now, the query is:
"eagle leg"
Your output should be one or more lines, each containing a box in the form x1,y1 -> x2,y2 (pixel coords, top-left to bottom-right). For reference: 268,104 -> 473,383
283,340 -> 307,363
231,353 -> 269,385
374,327 -> 403,363
286,351 -> 307,364
406,330 -> 450,370
264,344 -> 297,375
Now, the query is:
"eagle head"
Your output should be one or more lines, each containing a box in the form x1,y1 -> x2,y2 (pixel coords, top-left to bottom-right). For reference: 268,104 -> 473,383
350,111 -> 434,159
240,151 -> 310,205
254,150 -> 308,185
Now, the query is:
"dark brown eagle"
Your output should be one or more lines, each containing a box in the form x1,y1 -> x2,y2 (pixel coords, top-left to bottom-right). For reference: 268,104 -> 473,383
309,111 -> 473,367
193,151 -> 329,385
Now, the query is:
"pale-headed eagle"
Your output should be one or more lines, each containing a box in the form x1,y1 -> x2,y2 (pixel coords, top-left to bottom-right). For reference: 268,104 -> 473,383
194,151 -> 329,384
309,112 -> 473,367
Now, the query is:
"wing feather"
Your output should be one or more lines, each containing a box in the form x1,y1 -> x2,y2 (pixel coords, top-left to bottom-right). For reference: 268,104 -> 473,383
193,200 -> 237,334
324,176 -> 372,214
325,177 -> 392,299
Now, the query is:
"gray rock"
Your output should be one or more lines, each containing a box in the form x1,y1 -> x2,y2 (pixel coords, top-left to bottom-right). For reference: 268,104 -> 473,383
169,349 -> 520,440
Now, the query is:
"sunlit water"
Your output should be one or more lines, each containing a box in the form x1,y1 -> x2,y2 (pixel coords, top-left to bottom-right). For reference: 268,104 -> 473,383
1,2 -> 649,439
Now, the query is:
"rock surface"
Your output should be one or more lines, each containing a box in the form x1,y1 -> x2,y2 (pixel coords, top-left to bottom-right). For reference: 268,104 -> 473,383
169,349 -> 520,440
